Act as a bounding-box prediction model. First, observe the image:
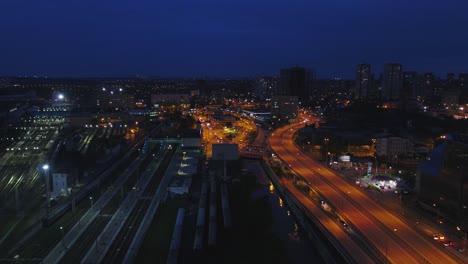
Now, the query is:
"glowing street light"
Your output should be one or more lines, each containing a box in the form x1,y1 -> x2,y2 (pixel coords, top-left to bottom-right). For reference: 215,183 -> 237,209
60,226 -> 67,250
42,164 -> 51,219
457,226 -> 467,253
323,138 -> 330,165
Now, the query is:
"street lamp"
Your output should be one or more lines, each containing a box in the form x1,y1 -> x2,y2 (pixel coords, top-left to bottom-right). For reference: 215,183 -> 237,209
90,196 -> 94,208
323,138 -> 329,165
433,203 -> 440,224
42,164 -> 51,217
457,226 -> 467,253
60,226 -> 67,250
385,228 -> 398,263
373,153 -> 378,175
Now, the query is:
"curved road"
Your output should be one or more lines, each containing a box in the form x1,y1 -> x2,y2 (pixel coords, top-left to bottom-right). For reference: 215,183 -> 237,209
269,122 -> 461,264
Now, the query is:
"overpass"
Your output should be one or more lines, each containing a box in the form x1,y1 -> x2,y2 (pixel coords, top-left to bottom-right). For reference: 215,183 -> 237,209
241,109 -> 271,121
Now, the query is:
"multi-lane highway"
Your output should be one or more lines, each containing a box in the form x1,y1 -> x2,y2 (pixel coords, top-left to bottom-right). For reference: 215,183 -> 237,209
269,122 -> 462,264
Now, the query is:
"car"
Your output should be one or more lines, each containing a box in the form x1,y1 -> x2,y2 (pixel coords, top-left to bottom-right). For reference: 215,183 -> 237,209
338,219 -> 348,228
443,241 -> 453,247
433,235 -> 439,240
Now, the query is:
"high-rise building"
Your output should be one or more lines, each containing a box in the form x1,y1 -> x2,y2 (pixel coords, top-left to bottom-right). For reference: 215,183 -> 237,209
403,71 -> 418,100
447,73 -> 456,82
279,66 -> 313,105
271,95 -> 298,125
355,64 -> 371,99
423,73 -> 434,98
254,77 -> 277,101
382,63 -> 403,101
460,73 -> 468,90
459,73 -> 468,104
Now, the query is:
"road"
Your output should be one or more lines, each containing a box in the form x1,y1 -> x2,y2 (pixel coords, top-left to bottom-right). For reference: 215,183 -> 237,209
269,122 -> 462,264
283,180 -> 375,263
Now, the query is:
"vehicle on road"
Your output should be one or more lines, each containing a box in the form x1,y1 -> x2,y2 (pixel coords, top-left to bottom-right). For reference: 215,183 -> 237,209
443,241 -> 454,247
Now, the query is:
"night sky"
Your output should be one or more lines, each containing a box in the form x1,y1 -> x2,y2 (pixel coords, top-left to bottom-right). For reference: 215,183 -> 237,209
1,0 -> 467,78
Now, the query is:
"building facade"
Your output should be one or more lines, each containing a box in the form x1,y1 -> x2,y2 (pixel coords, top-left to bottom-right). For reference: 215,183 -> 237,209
382,63 -> 403,101
271,95 -> 298,125
376,136 -> 414,158
254,77 -> 277,101
279,66 -> 313,105
355,64 -> 372,99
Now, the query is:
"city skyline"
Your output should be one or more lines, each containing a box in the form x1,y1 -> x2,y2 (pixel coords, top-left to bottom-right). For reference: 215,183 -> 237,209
1,1 -> 468,78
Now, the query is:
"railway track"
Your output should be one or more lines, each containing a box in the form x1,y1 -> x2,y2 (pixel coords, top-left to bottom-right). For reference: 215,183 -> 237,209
102,200 -> 150,263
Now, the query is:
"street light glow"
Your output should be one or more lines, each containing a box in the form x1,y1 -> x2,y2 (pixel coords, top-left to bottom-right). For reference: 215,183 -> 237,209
42,164 -> 49,170
58,94 -> 64,100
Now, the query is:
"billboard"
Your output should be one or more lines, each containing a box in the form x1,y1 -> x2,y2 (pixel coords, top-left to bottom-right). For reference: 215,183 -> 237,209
212,144 -> 239,160
339,155 -> 351,162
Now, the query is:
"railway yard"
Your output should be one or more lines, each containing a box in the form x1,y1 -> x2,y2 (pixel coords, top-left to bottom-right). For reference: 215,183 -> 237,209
0,111 -> 264,264
0,120 -> 185,262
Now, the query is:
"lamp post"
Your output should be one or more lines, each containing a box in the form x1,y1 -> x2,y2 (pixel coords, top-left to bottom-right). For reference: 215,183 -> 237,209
433,203 -> 440,223
90,196 -> 94,208
375,154 -> 378,174
324,138 -> 329,165
42,164 -> 50,219
372,138 -> 378,174
60,226 -> 66,250
386,228 -> 397,263
457,226 -> 466,253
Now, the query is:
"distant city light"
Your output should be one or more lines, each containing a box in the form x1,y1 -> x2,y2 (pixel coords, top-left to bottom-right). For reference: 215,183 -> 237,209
57,94 -> 64,100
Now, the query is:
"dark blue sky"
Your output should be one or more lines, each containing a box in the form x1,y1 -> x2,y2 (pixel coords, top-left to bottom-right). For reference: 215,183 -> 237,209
1,0 -> 467,78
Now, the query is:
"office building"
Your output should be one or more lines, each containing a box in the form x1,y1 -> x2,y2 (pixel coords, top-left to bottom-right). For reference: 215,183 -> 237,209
271,95 -> 298,125
376,136 -> 414,158
355,64 -> 371,99
403,71 -> 419,100
382,63 -> 403,101
279,66 -> 313,105
423,73 -> 435,98
254,77 -> 277,101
